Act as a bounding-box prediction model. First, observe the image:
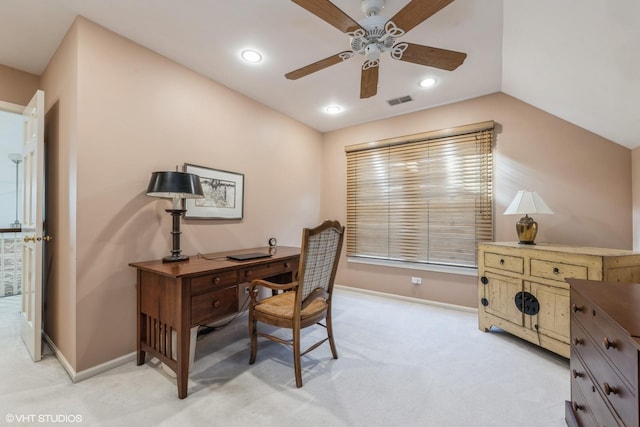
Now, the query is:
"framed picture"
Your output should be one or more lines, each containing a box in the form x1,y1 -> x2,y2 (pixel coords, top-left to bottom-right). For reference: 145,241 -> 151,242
183,163 -> 244,219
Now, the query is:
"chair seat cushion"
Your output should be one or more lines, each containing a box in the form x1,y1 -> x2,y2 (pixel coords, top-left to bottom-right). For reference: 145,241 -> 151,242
254,292 -> 327,320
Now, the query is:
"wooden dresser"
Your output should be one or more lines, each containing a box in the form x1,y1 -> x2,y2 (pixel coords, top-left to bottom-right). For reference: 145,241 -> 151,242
478,242 -> 640,358
566,279 -> 640,427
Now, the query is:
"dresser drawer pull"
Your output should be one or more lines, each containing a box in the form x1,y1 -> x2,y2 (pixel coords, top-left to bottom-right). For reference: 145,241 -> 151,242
603,382 -> 617,395
602,337 -> 616,350
499,259 -> 504,265
245,270 -> 253,278
571,304 -> 583,313
212,300 -> 221,309
284,262 -> 290,269
571,369 -> 583,379
212,277 -> 221,285
573,337 -> 583,346
571,401 -> 583,412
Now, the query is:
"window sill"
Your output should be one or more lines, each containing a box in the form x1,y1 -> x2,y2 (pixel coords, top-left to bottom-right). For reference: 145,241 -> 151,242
346,256 -> 478,277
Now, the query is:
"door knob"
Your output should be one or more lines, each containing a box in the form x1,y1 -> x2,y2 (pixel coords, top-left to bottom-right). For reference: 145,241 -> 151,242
23,235 -> 36,243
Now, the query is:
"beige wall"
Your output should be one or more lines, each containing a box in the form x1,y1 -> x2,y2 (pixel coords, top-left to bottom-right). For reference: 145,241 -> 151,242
39,17 -> 323,372
633,148 -> 640,250
322,93 -> 632,308
0,64 -> 39,106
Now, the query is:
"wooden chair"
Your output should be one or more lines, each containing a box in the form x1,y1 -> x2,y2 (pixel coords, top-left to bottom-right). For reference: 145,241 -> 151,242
248,220 -> 345,387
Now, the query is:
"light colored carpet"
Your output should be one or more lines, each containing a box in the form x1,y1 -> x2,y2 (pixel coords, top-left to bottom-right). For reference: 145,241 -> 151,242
0,288 -> 569,426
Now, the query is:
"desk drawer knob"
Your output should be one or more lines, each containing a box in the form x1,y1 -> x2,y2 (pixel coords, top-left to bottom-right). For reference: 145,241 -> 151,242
499,259 -> 504,265
212,300 -> 221,308
284,262 -> 290,269
603,337 -> 616,350
553,267 -> 560,274
571,304 -> 583,313
603,382 -> 617,395
245,270 -> 253,277
572,369 -> 583,379
212,277 -> 221,285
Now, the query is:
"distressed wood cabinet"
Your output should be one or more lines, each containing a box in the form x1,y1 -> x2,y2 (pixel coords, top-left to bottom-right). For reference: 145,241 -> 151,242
477,242 -> 640,358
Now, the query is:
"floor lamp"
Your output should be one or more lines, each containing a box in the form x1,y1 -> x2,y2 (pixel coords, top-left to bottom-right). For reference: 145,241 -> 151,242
146,171 -> 204,262
8,153 -> 22,229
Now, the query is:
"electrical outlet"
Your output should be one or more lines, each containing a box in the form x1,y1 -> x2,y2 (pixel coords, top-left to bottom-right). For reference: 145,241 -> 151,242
244,286 -> 250,294
411,277 -> 422,285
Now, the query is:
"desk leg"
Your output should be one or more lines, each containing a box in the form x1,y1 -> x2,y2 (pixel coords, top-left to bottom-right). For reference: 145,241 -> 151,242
176,277 -> 190,399
136,271 -> 146,366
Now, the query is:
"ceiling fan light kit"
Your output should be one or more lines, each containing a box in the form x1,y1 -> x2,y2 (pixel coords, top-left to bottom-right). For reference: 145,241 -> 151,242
287,0 -> 467,99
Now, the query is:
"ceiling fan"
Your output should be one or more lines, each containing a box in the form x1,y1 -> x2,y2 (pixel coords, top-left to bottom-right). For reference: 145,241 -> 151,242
286,0 -> 467,99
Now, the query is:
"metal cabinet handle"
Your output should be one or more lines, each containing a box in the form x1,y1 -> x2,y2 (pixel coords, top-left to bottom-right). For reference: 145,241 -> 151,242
571,304 -> 583,313
573,337 -> 583,346
571,401 -> 583,412
553,267 -> 560,274
572,369 -> 583,379
603,382 -> 617,395
603,337 -> 616,350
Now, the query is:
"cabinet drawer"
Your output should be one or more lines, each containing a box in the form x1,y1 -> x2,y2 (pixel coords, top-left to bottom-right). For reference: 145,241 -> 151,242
191,285 -> 238,326
190,270 -> 238,295
484,252 -> 524,274
570,360 -> 622,427
531,259 -> 587,282
571,320 -> 637,426
239,260 -> 296,282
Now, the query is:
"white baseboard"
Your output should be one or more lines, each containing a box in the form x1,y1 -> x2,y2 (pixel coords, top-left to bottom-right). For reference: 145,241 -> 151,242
334,284 -> 478,314
43,333 -> 136,383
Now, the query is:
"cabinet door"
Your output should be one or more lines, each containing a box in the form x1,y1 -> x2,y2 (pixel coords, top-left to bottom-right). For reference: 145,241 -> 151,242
525,281 -> 570,344
480,272 -> 524,326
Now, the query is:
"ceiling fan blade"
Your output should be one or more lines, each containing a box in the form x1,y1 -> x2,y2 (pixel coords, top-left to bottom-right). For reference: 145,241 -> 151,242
291,0 -> 363,33
360,63 -> 379,99
285,51 -> 354,80
389,0 -> 454,33
393,42 -> 466,71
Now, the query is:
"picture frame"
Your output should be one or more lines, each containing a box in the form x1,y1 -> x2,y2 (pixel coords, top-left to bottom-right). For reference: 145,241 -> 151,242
183,163 -> 244,219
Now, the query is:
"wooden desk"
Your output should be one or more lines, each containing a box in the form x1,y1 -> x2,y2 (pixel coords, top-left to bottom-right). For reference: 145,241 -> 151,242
130,246 -> 300,399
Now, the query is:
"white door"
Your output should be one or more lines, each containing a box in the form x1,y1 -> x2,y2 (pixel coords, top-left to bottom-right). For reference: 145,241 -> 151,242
20,90 -> 45,362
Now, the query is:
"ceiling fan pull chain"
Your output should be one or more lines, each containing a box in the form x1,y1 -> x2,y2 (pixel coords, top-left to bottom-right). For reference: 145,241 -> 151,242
390,43 -> 408,60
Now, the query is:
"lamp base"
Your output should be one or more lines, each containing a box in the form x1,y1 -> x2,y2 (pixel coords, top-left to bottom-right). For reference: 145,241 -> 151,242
516,214 -> 538,245
162,254 -> 190,263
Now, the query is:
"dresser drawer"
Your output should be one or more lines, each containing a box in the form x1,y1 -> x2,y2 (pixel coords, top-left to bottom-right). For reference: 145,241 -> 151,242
239,260 -> 296,282
572,320 -> 637,426
531,258 -> 588,283
483,252 -> 524,274
191,285 -> 238,326
572,291 -> 638,391
571,354 -> 623,427
190,270 -> 238,295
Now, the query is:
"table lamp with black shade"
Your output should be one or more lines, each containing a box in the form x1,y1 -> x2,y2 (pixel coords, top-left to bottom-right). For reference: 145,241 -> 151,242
146,171 -> 204,262
504,190 -> 554,245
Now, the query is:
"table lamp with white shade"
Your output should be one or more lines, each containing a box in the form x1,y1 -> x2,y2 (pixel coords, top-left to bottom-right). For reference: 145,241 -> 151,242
503,190 -> 553,245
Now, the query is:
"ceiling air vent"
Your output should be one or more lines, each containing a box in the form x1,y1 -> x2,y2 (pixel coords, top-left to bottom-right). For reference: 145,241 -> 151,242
387,95 -> 413,106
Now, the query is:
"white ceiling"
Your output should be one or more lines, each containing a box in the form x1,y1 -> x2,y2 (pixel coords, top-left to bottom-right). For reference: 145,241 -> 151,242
0,0 -> 638,148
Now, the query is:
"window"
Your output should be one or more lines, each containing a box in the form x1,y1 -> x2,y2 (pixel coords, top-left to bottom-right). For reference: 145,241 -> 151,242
345,121 -> 494,268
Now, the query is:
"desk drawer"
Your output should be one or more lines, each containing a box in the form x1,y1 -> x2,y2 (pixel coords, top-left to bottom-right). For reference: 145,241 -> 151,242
531,259 -> 587,283
190,270 -> 238,295
239,260 -> 296,282
484,252 -> 524,274
191,285 -> 238,326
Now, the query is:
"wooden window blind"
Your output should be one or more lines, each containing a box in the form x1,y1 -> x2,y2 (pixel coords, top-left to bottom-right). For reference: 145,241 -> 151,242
345,121 -> 494,268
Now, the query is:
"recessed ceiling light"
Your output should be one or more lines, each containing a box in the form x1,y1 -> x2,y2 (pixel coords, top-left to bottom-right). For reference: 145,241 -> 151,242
419,77 -> 437,88
240,49 -> 263,63
325,105 -> 343,114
